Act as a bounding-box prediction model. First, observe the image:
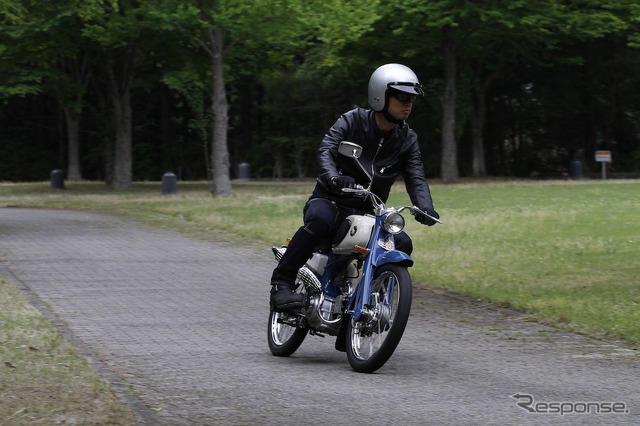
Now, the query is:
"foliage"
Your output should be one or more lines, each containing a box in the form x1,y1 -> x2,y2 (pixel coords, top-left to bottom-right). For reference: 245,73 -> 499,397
0,0 -> 639,181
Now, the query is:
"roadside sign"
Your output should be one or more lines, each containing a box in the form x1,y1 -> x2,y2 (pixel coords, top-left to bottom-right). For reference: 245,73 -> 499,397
595,150 -> 612,179
595,150 -> 611,162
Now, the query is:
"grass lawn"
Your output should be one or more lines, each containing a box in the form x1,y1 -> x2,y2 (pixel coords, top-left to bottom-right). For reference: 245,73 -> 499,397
0,276 -> 136,424
411,180 -> 640,344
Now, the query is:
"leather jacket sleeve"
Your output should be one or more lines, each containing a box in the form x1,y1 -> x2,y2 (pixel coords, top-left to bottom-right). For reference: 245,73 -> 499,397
402,143 -> 435,211
316,116 -> 346,189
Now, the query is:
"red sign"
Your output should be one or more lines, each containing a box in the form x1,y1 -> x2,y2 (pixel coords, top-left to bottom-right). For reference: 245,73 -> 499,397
595,151 -> 611,162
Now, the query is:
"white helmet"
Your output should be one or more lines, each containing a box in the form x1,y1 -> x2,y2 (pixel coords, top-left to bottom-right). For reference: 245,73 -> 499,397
368,63 -> 424,112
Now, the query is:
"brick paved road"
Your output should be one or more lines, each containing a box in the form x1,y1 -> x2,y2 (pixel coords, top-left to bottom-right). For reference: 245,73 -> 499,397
1,208 -> 638,425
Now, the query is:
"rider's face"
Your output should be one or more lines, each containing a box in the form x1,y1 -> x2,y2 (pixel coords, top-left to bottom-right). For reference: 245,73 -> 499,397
386,92 -> 414,121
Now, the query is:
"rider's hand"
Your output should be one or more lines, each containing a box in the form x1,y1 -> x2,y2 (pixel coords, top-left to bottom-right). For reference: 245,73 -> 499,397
415,207 -> 440,226
330,176 -> 358,191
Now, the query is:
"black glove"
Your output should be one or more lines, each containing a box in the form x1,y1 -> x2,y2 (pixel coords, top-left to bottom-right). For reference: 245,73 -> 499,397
415,207 -> 440,226
330,176 -> 357,191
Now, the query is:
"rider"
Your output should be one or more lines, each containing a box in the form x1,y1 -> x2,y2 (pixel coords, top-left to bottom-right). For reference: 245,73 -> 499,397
270,63 -> 440,310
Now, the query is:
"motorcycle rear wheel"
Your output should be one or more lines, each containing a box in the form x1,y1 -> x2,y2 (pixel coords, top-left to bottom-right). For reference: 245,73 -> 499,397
346,263 -> 412,373
268,310 -> 308,357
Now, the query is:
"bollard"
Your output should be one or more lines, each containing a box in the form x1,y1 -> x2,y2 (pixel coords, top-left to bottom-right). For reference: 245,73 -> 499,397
50,169 -> 65,190
161,172 -> 177,194
238,162 -> 251,180
569,160 -> 584,179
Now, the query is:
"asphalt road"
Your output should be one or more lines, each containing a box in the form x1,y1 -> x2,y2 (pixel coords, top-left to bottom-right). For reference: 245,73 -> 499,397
0,208 -> 638,425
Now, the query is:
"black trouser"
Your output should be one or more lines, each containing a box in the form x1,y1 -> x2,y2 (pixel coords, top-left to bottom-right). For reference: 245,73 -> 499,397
271,198 -> 413,285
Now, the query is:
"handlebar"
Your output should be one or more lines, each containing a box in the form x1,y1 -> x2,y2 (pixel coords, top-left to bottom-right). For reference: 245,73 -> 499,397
407,207 -> 443,224
341,187 -> 442,224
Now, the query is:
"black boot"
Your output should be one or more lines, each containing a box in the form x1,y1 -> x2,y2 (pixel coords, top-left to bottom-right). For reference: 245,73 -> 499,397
270,226 -> 319,311
271,226 -> 320,285
270,282 -> 305,310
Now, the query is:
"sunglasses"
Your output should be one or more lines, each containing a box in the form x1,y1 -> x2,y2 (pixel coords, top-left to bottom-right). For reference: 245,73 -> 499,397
392,92 -> 417,103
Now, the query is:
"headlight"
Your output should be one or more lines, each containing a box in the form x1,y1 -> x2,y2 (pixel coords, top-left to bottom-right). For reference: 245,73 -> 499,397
383,212 -> 405,234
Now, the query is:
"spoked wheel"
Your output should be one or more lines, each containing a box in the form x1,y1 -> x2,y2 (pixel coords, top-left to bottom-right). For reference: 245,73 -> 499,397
267,285 -> 308,357
267,310 -> 308,356
346,264 -> 412,373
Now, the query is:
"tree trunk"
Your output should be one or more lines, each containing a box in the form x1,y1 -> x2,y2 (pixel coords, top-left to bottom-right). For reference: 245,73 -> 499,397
62,106 -> 82,180
470,84 -> 487,177
111,90 -> 133,190
440,26 -> 459,183
106,52 -> 135,191
209,28 -> 232,195
57,55 -> 90,181
273,150 -> 283,178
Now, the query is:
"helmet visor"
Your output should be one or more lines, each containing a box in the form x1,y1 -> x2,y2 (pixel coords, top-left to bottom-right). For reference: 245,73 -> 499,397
388,82 -> 424,96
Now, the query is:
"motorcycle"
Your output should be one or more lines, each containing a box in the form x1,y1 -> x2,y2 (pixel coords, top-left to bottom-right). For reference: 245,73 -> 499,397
267,141 -> 441,373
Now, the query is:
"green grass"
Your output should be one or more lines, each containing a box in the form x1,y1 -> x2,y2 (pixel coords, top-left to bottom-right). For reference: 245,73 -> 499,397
1,179 -> 639,347
411,180 -> 640,344
0,277 -> 135,424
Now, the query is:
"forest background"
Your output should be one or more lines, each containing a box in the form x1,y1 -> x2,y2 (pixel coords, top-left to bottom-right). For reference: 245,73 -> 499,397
1,0 -> 639,193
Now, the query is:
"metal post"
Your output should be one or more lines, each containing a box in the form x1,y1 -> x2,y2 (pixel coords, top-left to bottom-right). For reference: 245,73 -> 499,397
570,160 -> 584,179
238,162 -> 251,180
50,169 -> 65,190
161,172 -> 177,194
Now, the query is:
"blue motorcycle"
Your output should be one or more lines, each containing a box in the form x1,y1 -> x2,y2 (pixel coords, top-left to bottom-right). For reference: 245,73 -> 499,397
268,141 -> 441,373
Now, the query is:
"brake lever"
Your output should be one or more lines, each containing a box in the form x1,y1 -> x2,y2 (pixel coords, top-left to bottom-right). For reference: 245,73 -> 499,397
410,207 -> 443,224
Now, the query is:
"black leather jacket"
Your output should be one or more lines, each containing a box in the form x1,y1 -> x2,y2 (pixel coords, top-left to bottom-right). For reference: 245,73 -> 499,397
311,108 -> 435,212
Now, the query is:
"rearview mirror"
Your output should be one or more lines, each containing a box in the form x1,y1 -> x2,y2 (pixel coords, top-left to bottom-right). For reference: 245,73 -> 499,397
338,141 -> 363,159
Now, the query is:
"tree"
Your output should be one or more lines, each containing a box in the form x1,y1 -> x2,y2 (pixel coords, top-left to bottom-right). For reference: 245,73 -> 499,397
151,0 -> 298,194
0,1 -> 109,181
0,0 -> 139,186
378,0 -> 637,181
81,0 -> 171,190
152,0 -> 379,194
3,0 -> 640,182
56,54 -> 91,180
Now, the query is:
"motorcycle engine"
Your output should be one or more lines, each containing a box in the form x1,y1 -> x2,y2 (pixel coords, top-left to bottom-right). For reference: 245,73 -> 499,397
297,257 -> 359,336
305,293 -> 343,335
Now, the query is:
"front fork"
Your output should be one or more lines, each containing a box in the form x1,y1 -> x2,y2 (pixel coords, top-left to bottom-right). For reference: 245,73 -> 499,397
348,229 -> 413,323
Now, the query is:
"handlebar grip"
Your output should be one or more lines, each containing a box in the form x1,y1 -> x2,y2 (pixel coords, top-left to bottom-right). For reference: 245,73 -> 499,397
341,185 -> 365,193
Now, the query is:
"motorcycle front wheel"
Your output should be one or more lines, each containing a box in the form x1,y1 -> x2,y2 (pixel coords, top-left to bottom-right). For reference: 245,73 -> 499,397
346,263 -> 412,373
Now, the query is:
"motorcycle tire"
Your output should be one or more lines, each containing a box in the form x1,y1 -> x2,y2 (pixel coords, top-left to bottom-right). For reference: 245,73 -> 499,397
267,310 -> 308,357
346,263 -> 412,373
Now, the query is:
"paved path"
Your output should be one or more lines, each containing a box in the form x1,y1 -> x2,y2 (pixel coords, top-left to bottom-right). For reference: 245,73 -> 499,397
0,208 -> 638,425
